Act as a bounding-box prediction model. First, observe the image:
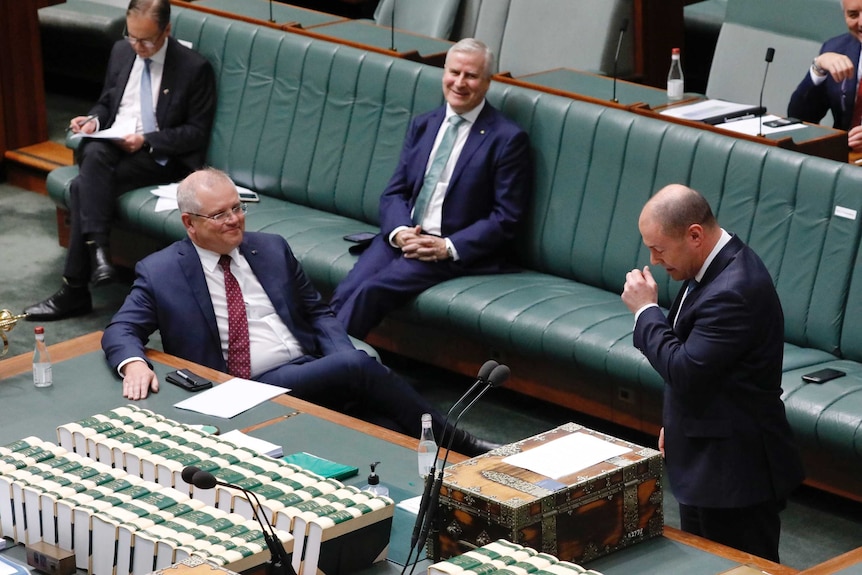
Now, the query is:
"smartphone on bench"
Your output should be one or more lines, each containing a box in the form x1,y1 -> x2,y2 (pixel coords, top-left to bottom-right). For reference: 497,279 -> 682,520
165,369 -> 213,392
802,368 -> 846,384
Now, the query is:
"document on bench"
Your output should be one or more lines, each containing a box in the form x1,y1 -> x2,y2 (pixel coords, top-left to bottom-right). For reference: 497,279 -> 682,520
660,99 -> 763,125
713,114 -> 806,136
174,377 -> 288,418
69,117 -> 136,141
502,432 -> 631,480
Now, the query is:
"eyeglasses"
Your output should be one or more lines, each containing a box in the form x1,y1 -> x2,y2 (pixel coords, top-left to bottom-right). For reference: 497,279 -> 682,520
187,203 -> 247,222
122,26 -> 164,50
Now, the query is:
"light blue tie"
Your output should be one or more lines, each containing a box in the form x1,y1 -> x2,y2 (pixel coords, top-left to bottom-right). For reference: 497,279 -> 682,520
141,58 -> 157,134
412,115 -> 466,225
141,59 -> 167,165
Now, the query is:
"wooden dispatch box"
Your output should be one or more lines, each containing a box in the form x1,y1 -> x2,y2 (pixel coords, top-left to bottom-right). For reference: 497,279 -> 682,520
432,422 -> 663,563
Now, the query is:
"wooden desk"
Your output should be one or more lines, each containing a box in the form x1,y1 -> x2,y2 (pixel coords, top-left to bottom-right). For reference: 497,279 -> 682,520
0,332 -> 810,575
798,547 -> 862,575
506,68 -> 700,111
494,67 -> 848,162
295,19 -> 453,67
181,0 -> 346,29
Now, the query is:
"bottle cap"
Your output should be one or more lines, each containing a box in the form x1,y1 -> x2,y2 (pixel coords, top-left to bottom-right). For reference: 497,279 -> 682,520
34,326 -> 44,335
367,461 -> 380,485
421,413 -> 432,425
672,47 -> 680,55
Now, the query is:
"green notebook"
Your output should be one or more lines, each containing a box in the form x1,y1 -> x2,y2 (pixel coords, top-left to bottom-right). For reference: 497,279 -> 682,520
282,452 -> 359,480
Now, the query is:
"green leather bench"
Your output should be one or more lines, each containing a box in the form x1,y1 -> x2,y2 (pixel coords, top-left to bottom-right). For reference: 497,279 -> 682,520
46,7 -> 862,500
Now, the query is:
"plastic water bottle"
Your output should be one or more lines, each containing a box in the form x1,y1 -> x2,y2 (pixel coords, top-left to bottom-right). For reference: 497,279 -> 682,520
33,326 -> 53,388
417,413 -> 437,477
667,47 -> 684,101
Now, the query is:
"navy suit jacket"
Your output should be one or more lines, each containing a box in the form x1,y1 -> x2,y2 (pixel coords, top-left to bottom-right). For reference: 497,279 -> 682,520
90,36 -> 216,171
378,102 -> 531,267
788,33 -> 861,130
633,235 -> 804,508
102,232 -> 354,374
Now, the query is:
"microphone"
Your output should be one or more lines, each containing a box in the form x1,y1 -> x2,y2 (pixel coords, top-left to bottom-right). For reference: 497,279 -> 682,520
758,47 -> 775,136
611,18 -> 629,103
269,0 -> 274,23
183,466 -> 296,575
402,360 -> 499,575
413,365 -> 511,569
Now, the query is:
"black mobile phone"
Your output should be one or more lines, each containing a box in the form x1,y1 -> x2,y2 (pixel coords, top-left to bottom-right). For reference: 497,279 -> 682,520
165,369 -> 213,392
343,231 -> 377,243
763,117 -> 802,128
801,368 -> 846,384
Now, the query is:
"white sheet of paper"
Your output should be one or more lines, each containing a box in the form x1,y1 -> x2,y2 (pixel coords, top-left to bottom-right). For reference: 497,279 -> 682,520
173,377 -> 288,418
70,117 -> 136,140
149,182 -> 255,212
714,114 -> 806,136
502,432 -> 632,479
660,99 -> 756,121
0,556 -> 26,575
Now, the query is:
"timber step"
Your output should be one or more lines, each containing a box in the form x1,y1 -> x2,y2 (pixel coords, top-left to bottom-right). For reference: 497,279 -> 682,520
4,140 -> 73,195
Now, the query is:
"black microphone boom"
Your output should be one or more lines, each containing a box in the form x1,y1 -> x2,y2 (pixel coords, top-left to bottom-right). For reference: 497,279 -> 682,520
184,466 -> 296,575
611,18 -> 629,103
758,47 -> 775,136
413,364 -> 511,569
402,360 -> 502,575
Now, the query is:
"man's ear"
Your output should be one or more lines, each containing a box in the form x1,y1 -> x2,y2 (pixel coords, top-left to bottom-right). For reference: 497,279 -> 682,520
687,223 -> 704,245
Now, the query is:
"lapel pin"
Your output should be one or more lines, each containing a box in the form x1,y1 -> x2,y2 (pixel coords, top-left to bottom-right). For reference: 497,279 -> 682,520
480,130 -> 485,134
163,89 -> 169,95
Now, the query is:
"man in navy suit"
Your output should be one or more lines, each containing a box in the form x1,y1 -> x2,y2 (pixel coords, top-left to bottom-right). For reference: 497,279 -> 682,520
101,168 -> 497,456
25,0 -> 216,321
329,38 -> 531,339
622,184 -> 804,562
788,0 -> 862,149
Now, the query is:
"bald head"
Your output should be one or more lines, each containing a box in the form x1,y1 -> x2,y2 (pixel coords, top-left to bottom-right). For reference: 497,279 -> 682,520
641,184 -> 718,239
638,184 -> 721,281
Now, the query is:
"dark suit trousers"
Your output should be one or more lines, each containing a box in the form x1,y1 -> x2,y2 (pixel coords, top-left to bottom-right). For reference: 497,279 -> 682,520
330,235 -> 462,338
255,348 -> 443,439
679,499 -> 785,562
64,140 -> 184,282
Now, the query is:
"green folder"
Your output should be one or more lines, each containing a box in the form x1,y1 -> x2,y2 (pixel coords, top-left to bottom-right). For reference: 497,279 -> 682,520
282,452 -> 359,480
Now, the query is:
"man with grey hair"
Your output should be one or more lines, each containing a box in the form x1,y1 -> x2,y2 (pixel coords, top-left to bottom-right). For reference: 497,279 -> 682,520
102,168 -> 498,456
330,38 -> 532,338
25,0 -> 216,321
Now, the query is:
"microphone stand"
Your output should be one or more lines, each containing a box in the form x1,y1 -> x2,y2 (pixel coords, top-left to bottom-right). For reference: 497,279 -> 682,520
188,468 -> 296,575
406,365 -> 510,575
390,0 -> 396,51
269,0 -> 274,23
611,19 -> 628,103
758,47 -> 775,137
400,361 -> 500,575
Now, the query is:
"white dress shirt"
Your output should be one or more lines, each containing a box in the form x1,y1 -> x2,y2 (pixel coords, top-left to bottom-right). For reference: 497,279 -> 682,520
114,40 -> 168,134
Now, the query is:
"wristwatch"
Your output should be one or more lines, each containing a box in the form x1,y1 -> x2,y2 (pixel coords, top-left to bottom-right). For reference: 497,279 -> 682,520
812,58 -> 827,77
446,244 -> 454,259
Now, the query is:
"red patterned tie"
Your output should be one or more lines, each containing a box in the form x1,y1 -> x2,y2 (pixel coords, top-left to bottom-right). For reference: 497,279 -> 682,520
853,75 -> 862,129
218,255 -> 251,378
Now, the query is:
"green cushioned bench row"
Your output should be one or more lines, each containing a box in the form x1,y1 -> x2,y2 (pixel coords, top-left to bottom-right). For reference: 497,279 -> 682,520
47,7 -> 862,500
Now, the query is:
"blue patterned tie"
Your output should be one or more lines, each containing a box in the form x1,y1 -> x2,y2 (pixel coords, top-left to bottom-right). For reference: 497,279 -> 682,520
412,115 -> 466,225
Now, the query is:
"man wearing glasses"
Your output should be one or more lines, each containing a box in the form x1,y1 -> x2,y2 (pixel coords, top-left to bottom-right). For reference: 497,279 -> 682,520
25,0 -> 216,321
102,168 -> 498,456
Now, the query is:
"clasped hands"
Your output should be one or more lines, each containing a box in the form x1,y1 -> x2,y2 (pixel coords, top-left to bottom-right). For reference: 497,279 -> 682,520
622,265 -> 658,313
394,226 -> 449,262
812,53 -> 862,150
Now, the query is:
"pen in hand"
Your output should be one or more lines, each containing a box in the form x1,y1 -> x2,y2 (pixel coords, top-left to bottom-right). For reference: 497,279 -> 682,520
70,114 -> 98,133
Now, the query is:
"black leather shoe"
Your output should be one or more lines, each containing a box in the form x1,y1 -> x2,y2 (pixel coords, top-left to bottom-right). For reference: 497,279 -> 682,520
449,428 -> 503,457
87,241 -> 117,286
24,284 -> 92,321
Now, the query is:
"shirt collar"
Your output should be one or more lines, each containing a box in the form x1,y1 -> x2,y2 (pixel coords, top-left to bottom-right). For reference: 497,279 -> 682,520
694,228 -> 732,283
139,36 -> 169,67
192,243 -> 242,273
445,99 -> 485,125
